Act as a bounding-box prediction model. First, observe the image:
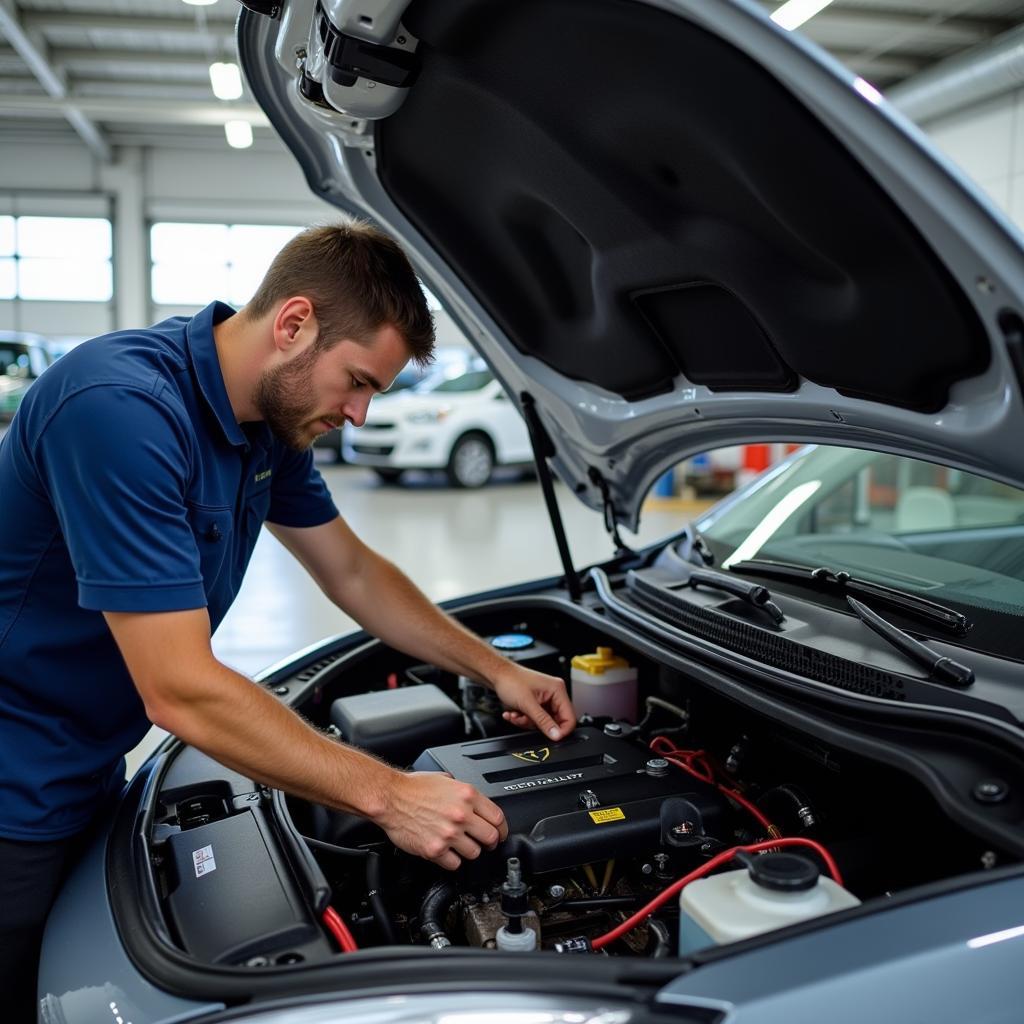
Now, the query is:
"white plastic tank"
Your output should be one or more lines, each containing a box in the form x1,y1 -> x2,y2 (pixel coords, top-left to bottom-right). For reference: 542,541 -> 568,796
569,646 -> 638,722
679,851 -> 860,953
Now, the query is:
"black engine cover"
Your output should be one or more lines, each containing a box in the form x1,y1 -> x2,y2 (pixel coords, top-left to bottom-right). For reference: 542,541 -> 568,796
413,727 -> 725,873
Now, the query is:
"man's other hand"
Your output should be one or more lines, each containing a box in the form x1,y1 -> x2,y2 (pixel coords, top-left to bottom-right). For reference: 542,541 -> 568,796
492,664 -> 577,742
375,772 -> 508,871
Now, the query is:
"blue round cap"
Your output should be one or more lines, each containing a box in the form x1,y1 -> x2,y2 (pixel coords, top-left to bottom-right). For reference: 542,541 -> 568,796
491,633 -> 535,651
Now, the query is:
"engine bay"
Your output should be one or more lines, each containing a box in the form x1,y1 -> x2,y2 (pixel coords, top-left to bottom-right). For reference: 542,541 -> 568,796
143,600 -> 1022,969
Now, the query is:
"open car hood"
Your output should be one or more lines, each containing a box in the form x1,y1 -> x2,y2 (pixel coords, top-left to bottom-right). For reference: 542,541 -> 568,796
238,0 -> 1024,530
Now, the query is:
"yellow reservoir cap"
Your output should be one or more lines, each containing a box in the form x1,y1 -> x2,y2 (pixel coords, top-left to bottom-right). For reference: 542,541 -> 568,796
571,646 -> 630,675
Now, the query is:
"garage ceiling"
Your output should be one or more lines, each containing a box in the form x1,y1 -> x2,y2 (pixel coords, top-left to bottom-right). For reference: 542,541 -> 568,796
0,0 -> 1022,160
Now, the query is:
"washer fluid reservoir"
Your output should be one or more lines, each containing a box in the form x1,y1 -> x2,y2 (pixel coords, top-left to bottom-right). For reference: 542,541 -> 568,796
679,851 -> 860,953
570,646 -> 638,723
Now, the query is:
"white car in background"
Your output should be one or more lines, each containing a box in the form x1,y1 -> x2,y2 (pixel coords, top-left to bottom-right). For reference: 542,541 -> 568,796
342,363 -> 532,487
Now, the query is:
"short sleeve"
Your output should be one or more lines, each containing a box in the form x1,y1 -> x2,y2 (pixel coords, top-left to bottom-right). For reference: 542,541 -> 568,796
36,384 -> 208,612
266,445 -> 339,528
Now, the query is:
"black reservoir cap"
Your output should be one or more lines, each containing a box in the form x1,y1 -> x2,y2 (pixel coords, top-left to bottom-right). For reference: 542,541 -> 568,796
741,851 -> 819,892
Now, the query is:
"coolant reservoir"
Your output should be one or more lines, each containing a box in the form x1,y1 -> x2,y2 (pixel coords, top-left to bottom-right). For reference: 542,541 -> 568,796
570,646 -> 638,723
679,851 -> 860,953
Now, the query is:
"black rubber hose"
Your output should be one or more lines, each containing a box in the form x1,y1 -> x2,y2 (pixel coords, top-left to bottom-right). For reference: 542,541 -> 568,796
302,835 -> 397,944
759,784 -> 818,830
302,835 -> 368,858
420,881 -> 458,948
364,851 -> 398,945
647,917 -> 672,958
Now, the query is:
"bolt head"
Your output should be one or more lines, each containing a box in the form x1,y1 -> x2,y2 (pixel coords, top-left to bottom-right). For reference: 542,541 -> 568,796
973,779 -> 1010,804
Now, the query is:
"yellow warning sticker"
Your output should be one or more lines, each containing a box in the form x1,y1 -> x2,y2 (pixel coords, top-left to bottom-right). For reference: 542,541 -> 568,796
589,807 -> 625,824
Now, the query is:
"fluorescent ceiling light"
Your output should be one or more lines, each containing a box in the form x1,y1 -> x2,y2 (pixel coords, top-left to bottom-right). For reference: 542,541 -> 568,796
182,0 -> 218,6
854,77 -> 884,105
224,120 -> 253,149
771,0 -> 835,31
968,924 -> 1024,949
209,62 -> 243,101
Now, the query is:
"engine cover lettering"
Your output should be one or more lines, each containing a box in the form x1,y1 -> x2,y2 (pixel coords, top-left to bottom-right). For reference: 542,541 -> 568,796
503,771 -> 584,791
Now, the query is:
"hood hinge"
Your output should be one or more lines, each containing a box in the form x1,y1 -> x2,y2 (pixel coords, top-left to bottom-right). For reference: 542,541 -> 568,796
521,393 -> 582,602
588,467 -> 635,558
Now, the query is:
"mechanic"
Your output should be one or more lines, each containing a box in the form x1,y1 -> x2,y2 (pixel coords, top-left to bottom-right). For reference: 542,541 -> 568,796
0,221 -> 576,1017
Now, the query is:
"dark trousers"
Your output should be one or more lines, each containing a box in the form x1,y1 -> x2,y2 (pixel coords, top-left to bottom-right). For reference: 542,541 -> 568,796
0,833 -> 87,1023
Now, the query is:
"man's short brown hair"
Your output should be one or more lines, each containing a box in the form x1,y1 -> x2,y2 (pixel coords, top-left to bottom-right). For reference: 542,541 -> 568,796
245,221 -> 435,365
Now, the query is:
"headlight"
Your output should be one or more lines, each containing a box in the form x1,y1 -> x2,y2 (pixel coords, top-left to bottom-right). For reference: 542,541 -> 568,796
406,407 -> 450,424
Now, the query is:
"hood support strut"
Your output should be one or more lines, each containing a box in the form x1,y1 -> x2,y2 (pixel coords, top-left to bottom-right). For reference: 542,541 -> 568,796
521,393 -> 581,602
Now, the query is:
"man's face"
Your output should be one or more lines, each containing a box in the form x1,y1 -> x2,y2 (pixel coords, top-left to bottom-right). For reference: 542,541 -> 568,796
254,323 -> 411,450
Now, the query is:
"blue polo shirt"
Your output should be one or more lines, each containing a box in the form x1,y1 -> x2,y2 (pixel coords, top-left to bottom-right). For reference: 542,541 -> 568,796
0,302 -> 339,840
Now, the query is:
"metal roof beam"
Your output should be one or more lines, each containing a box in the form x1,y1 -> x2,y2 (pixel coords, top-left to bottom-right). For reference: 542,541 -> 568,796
764,2 -> 1012,40
816,8 -> 1007,39
829,49 -> 929,81
21,11 -> 235,42
0,90 -> 268,126
0,0 -> 111,161
53,48 -> 212,69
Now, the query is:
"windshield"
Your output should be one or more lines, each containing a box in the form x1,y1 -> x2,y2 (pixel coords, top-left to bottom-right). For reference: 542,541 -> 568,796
697,445 -> 1024,622
428,369 -> 493,393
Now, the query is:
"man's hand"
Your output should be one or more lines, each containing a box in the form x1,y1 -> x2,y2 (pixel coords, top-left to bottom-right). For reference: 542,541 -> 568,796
373,772 -> 508,871
492,664 -> 577,741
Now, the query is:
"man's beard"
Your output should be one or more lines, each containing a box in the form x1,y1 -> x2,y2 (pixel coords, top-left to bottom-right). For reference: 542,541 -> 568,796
253,343 -> 335,451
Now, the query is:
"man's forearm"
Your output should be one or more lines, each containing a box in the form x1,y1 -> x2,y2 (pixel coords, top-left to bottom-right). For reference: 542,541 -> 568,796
330,548 -> 514,686
105,605 -> 511,869
153,658 -> 399,820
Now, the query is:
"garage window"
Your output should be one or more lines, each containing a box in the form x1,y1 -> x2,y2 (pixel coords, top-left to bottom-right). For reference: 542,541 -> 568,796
150,223 -> 303,307
0,215 -> 113,302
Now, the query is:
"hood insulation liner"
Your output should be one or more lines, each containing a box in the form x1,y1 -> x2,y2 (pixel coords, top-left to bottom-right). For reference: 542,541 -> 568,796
378,0 -> 989,411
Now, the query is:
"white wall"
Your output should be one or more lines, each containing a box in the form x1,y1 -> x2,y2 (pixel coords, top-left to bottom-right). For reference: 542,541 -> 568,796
918,89 -> 1024,227
1,138 -> 337,340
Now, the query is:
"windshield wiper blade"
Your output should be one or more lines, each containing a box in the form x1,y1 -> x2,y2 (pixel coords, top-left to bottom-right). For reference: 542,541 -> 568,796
845,596 -> 975,688
729,559 -> 971,635
688,567 -> 784,625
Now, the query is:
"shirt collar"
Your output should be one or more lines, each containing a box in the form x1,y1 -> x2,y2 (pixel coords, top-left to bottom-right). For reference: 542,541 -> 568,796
185,300 -> 248,449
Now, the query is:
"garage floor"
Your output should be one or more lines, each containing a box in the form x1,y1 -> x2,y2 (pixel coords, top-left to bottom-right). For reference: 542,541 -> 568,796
126,464 -> 710,773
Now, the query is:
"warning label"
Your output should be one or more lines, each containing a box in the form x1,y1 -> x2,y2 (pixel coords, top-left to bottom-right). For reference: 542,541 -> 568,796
589,807 -> 625,824
192,844 -> 217,878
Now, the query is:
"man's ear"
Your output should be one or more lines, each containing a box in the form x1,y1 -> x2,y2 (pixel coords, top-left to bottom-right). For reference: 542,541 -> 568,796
272,296 -> 317,352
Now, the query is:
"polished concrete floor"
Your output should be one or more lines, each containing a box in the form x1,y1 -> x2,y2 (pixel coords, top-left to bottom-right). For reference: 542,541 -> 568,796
126,462 -> 711,773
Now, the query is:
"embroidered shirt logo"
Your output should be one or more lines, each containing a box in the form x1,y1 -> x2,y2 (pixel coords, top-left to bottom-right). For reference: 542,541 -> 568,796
512,747 -> 550,763
254,469 -> 272,483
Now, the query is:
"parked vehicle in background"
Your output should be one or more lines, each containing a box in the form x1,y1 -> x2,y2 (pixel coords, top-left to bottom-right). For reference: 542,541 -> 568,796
342,361 -> 533,487
0,333 -> 52,423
